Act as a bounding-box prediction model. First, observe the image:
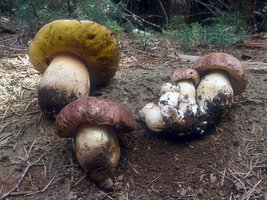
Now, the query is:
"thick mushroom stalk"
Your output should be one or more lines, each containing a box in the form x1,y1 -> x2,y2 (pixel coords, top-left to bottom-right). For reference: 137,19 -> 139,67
177,80 -> 198,115
170,68 -> 200,116
197,70 -> 234,114
55,97 -> 137,189
38,55 -> 90,114
194,53 -> 247,122
28,20 -> 120,115
158,92 -> 180,109
75,124 -> 120,188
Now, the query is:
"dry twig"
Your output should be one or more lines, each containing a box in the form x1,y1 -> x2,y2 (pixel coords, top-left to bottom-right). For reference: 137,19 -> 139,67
0,154 -> 45,200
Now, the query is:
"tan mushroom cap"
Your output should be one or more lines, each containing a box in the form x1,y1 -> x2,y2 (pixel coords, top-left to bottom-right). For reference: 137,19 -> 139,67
194,52 -> 247,95
170,68 -> 200,85
28,19 -> 120,87
55,97 -> 138,138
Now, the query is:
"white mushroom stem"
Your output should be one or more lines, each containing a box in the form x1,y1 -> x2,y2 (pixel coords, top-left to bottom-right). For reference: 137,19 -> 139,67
38,55 -> 90,114
75,123 -> 120,188
158,92 -> 180,110
140,103 -> 166,132
161,105 -> 185,125
177,80 -> 198,114
140,102 -> 158,119
196,70 -> 234,112
160,83 -> 180,96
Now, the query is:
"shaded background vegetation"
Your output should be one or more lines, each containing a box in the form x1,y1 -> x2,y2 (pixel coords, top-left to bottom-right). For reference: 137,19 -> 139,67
0,0 -> 266,50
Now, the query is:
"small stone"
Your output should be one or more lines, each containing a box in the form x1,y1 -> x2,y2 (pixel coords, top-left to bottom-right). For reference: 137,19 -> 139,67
67,191 -> 77,200
234,182 -> 244,191
210,173 -> 217,183
179,188 -> 187,196
117,175 -> 124,182
0,154 -> 8,162
197,188 -> 204,196
98,178 -> 114,190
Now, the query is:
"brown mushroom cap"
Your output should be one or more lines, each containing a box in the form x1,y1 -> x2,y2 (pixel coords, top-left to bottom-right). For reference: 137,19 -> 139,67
55,97 -> 137,138
170,68 -> 200,86
194,52 -> 247,95
28,19 -> 120,87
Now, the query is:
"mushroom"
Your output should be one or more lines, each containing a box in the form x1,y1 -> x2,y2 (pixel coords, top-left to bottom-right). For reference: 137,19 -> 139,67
194,53 -> 247,120
157,68 -> 202,134
55,97 -> 137,188
140,102 -> 166,132
159,83 -> 180,96
140,68 -> 201,134
169,68 -> 200,115
28,20 -> 120,114
158,91 -> 180,109
161,105 -> 185,126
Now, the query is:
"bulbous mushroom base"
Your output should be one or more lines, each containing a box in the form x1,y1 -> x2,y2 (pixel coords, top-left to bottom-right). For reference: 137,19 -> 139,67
38,55 -> 90,115
197,70 -> 234,122
75,123 -> 120,189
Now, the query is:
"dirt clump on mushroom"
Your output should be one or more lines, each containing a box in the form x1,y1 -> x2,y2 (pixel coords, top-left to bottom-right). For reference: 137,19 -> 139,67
140,53 -> 247,135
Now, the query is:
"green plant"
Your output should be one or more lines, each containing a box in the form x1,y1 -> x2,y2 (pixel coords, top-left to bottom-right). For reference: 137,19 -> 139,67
15,0 -> 70,29
107,20 -> 125,39
173,23 -> 204,50
133,29 -> 157,50
169,12 -> 248,51
170,15 -> 187,28
205,23 -> 247,50
15,0 -> 124,32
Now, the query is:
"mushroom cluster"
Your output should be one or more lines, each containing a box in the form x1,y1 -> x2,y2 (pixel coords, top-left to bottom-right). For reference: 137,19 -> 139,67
28,19 -> 120,115
28,20 -> 137,189
55,97 -> 137,188
140,52 -> 247,135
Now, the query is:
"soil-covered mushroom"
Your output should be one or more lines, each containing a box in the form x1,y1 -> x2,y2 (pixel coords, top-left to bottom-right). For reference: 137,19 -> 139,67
55,97 -> 137,188
140,102 -> 166,132
194,53 -> 247,118
28,20 -> 120,114
170,68 -> 199,115
140,68 -> 201,134
159,83 -> 180,96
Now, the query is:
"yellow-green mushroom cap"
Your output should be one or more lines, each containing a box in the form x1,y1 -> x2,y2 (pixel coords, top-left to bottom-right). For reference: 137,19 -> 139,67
28,19 -> 120,87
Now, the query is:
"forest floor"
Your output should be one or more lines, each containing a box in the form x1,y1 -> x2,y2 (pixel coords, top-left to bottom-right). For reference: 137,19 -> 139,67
0,20 -> 267,200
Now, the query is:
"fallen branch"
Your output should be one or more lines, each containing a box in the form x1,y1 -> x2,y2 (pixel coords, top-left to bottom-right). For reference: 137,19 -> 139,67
6,173 -> 69,198
0,154 -> 45,200
0,24 -> 16,34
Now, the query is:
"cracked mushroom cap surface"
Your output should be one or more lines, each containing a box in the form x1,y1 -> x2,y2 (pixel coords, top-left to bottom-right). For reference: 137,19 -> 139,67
28,19 -> 120,87
170,68 -> 200,86
194,52 -> 247,95
55,97 -> 138,138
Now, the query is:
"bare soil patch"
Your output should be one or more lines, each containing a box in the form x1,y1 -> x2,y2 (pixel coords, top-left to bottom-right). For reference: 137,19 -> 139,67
0,30 -> 266,200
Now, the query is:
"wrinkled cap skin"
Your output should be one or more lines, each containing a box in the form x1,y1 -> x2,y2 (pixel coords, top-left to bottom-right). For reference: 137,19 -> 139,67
170,68 -> 200,86
28,19 -> 120,87
55,97 -> 138,138
194,52 -> 247,95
